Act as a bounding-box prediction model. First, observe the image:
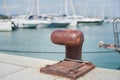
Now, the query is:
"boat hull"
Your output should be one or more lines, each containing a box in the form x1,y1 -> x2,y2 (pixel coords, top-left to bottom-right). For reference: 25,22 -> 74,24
48,23 -> 70,27
77,18 -> 104,25
0,20 -> 12,31
78,20 -> 104,24
12,19 -> 41,29
17,23 -> 37,29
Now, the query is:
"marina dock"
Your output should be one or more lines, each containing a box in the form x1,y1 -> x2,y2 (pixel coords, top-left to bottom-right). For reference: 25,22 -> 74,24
0,53 -> 120,80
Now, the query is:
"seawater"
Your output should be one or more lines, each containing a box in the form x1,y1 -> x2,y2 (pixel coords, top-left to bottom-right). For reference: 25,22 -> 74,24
0,23 -> 120,70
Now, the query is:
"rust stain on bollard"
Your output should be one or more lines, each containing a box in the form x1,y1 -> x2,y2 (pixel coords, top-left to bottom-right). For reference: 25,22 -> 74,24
40,30 -> 95,80
51,30 -> 84,46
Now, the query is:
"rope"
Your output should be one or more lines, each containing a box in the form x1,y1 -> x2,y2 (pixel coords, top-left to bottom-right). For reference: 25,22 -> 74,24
0,49 -> 119,70
0,49 -> 116,54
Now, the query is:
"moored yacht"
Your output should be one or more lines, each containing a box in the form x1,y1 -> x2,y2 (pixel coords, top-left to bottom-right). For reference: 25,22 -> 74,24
11,15 -> 42,28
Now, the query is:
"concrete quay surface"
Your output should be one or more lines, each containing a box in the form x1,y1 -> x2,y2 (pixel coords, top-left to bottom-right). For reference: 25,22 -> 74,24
0,53 -> 120,80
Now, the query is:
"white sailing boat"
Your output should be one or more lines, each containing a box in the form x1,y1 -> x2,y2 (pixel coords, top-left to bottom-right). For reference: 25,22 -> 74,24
43,0 -> 72,28
37,0 -> 72,28
11,0 -> 43,28
50,0 -> 78,28
64,0 -> 104,25
12,0 -> 70,28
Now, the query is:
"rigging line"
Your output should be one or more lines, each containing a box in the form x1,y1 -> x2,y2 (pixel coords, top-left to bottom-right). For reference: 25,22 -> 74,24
3,0 -> 10,18
0,49 -> 116,54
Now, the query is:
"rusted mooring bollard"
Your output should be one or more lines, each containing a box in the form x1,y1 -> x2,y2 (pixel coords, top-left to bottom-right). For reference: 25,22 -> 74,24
51,30 -> 84,60
40,30 -> 95,80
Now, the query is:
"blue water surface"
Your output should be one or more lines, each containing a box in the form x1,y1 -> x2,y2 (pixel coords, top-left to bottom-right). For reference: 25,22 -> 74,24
0,23 -> 120,70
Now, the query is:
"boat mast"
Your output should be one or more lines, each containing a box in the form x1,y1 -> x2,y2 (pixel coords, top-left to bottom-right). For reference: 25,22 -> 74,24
29,0 -> 39,16
59,0 -> 62,15
115,4 -> 119,18
65,0 -> 68,16
69,0 -> 76,17
29,0 -> 34,15
101,0 -> 105,19
36,0 -> 40,16
84,0 -> 88,17
3,0 -> 10,18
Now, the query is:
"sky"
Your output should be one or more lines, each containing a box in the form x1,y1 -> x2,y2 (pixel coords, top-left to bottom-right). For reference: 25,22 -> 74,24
0,0 -> 120,18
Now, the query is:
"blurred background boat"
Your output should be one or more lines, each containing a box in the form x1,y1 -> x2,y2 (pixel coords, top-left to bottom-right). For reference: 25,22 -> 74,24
0,20 -> 12,31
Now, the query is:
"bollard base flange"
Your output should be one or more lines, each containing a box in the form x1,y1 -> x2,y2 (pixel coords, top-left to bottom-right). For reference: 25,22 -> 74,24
40,60 -> 95,80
